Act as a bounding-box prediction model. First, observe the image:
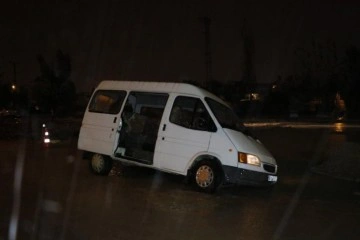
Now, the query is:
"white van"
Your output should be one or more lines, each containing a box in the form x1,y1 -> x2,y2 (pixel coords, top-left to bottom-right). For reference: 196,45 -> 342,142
78,80 -> 278,192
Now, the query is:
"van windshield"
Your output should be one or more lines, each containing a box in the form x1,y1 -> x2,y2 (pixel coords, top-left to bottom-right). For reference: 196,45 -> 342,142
205,97 -> 249,134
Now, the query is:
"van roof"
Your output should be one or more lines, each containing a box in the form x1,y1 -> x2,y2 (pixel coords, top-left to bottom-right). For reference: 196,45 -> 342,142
98,80 -> 229,106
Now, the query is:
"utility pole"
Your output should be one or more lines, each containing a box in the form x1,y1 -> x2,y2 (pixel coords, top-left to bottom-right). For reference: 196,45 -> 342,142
202,17 -> 212,87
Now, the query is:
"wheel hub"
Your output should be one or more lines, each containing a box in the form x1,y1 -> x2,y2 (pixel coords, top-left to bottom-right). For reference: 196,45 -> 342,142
196,165 -> 214,187
92,154 -> 104,172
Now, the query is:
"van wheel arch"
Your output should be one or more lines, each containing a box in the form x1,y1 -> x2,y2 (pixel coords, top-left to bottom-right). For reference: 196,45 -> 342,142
82,151 -> 92,160
187,156 -> 224,193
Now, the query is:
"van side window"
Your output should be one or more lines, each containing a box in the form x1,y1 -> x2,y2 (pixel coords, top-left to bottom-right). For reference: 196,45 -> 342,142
89,90 -> 127,114
170,96 -> 217,132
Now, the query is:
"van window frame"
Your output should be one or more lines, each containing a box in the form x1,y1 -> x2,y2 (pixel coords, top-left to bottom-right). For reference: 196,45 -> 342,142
169,96 -> 217,132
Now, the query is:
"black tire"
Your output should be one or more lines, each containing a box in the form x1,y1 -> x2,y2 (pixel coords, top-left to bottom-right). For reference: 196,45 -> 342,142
89,153 -> 113,175
192,160 -> 221,193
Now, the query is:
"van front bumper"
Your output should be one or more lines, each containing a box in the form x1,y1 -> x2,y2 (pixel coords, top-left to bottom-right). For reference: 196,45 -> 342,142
223,165 -> 277,187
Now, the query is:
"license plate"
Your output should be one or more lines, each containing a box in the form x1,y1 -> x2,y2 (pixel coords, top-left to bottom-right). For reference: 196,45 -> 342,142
268,175 -> 277,182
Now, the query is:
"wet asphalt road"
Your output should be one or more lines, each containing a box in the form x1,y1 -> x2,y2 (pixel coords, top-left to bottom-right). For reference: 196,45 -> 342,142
1,125 -> 360,240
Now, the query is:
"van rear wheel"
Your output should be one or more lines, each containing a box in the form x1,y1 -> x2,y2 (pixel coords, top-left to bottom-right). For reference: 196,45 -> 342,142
89,153 -> 113,175
192,160 -> 220,193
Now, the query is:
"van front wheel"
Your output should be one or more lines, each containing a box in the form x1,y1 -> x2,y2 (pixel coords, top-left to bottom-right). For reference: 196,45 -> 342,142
89,153 -> 113,175
192,160 -> 219,193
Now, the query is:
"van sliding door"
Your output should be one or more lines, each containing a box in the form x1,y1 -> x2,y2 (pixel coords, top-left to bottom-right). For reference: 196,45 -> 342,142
115,92 -> 168,165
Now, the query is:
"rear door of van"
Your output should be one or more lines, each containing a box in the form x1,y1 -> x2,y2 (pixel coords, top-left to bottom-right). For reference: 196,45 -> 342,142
78,90 -> 127,155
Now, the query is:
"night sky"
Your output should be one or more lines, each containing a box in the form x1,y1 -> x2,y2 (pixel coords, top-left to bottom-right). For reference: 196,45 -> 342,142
1,0 -> 360,92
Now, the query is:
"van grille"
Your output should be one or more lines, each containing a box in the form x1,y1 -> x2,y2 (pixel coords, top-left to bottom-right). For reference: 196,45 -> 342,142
263,164 -> 276,173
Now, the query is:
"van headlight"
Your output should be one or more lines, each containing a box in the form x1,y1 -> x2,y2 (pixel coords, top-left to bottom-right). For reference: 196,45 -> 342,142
238,152 -> 261,166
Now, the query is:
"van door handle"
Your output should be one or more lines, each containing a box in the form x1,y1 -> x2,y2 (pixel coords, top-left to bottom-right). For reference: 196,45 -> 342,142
162,124 -> 166,131
113,117 -> 117,123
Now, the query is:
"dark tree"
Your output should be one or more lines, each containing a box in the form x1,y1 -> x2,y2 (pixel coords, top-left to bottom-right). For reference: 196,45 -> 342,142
33,54 -> 57,112
341,46 -> 360,117
56,50 -> 71,81
32,50 -> 76,116
293,40 -> 341,116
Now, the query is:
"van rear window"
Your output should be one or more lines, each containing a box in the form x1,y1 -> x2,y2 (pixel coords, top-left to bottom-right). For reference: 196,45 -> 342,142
89,90 -> 126,114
